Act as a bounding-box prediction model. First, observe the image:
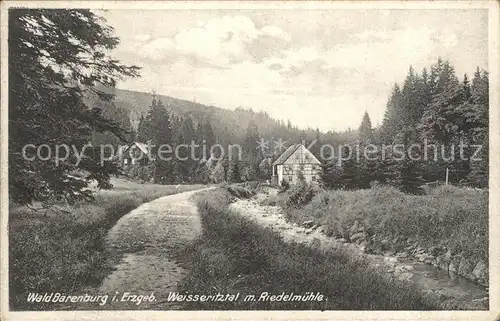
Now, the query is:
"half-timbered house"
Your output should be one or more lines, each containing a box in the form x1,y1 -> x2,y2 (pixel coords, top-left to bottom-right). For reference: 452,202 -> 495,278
271,144 -> 321,185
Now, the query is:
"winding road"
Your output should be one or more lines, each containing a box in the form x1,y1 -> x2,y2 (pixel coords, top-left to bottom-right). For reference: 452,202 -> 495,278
98,188 -> 212,309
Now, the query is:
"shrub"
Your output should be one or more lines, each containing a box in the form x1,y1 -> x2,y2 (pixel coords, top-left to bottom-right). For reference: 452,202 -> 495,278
285,181 -> 320,209
279,179 -> 290,193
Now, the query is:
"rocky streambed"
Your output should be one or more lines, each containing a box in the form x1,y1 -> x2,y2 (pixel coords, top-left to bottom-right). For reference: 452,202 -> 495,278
328,220 -> 488,287
229,197 -> 489,310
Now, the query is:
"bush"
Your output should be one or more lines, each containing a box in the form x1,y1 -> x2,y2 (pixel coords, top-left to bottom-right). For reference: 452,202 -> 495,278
285,181 -> 320,209
279,179 -> 290,193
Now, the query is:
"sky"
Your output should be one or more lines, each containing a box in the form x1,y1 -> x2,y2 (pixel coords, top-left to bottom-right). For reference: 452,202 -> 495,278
100,9 -> 488,132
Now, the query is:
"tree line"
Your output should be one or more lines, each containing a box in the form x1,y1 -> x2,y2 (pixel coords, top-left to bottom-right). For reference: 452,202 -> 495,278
127,95 -> 284,184
95,93 -> 359,184
9,9 -> 488,205
321,58 -> 489,192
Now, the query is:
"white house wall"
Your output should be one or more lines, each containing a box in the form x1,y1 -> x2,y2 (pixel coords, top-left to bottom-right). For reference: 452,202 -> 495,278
277,165 -> 283,184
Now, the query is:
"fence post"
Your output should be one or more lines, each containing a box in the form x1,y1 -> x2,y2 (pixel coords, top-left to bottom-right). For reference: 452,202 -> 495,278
445,167 -> 449,186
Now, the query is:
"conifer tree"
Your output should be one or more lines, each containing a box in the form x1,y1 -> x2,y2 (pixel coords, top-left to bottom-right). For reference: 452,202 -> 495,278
336,146 -> 360,190
196,119 -> 216,160
391,128 -> 424,193
9,9 -> 140,204
381,84 -> 403,143
137,114 -> 147,142
243,120 -> 261,180
320,160 -> 342,189
359,111 -> 374,142
173,115 -> 197,182
309,128 -> 322,158
147,98 -> 174,184
466,69 -> 489,187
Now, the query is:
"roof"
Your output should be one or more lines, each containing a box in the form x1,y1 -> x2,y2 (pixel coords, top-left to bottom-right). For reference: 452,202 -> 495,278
133,142 -> 150,155
121,142 -> 150,156
272,144 -> 321,166
202,155 -> 217,168
272,144 -> 301,166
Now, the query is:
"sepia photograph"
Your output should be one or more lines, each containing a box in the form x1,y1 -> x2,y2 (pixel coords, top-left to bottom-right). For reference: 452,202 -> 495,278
1,1 -> 499,320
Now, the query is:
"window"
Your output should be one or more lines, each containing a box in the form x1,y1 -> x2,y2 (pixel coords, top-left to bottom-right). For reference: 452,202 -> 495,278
288,176 -> 293,182
305,154 -> 310,160
299,164 -> 304,170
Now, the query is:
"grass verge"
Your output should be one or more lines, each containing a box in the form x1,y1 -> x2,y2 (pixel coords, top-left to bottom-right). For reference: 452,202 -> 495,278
177,187 -> 436,310
9,179 -> 205,310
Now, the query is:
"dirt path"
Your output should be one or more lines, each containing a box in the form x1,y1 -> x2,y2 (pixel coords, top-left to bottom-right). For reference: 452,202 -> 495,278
98,188 -> 212,310
230,197 -> 489,310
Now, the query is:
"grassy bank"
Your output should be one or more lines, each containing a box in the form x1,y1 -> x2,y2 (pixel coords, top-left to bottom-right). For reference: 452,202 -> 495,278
278,184 -> 488,264
9,179 -> 205,310
178,187 -> 436,310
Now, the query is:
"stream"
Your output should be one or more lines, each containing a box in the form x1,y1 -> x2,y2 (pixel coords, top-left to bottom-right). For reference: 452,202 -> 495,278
229,197 -> 489,310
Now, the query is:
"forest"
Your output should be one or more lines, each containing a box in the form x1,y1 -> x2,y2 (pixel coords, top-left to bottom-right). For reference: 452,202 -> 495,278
90,88 -> 358,185
9,8 -> 488,207
93,58 -> 489,193
322,59 -> 489,192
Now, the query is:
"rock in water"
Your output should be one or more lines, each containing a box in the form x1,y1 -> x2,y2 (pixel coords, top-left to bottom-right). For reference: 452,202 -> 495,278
349,220 -> 360,235
302,220 -> 314,228
316,224 -> 332,236
350,232 -> 366,242
458,257 -> 476,278
471,259 -> 488,283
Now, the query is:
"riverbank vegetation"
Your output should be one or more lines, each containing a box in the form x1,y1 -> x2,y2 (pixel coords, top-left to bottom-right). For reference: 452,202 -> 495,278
276,182 -> 488,264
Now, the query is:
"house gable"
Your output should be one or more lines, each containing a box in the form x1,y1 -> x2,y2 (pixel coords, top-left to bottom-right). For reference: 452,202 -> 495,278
124,142 -> 150,157
272,144 -> 301,166
117,141 -> 151,166
282,145 -> 321,165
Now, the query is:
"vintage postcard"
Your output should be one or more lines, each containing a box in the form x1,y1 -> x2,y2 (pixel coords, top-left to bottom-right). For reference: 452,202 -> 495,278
1,1 -> 499,320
